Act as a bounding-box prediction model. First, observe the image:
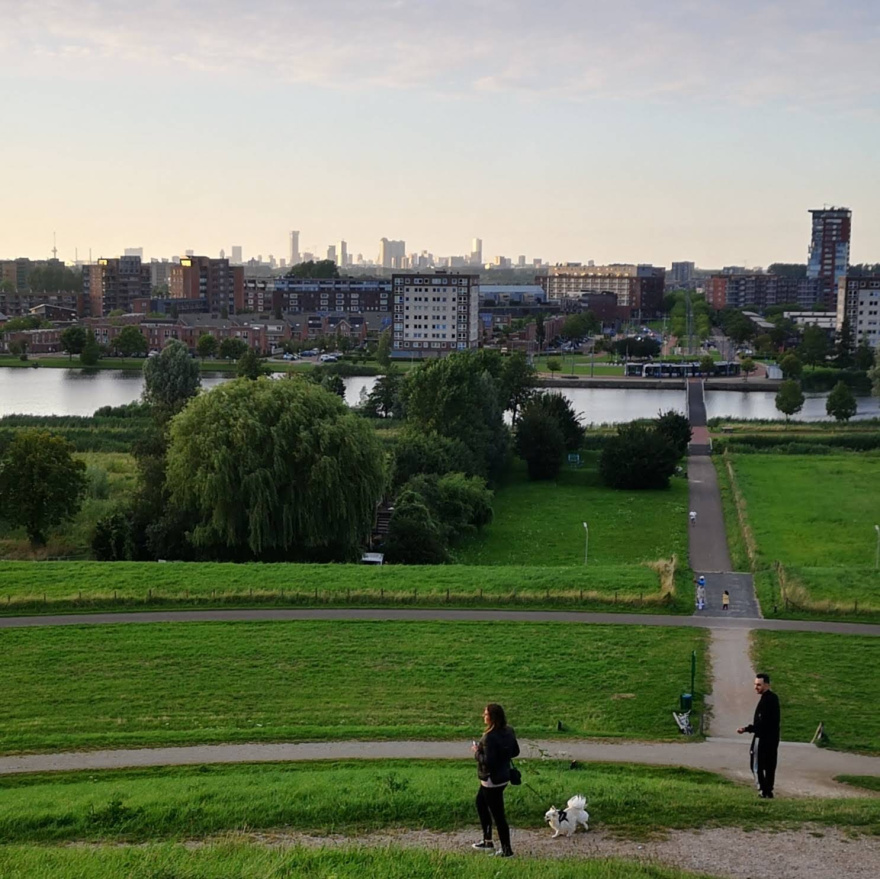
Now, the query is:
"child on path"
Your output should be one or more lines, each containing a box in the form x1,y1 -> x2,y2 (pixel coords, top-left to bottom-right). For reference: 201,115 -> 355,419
689,510 -> 697,526
722,590 -> 730,611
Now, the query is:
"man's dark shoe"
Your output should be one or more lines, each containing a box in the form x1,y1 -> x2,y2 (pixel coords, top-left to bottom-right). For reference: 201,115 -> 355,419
472,840 -> 494,850
494,847 -> 514,858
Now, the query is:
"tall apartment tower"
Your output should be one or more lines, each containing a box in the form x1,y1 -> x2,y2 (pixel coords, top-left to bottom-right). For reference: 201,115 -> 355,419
169,256 -> 244,314
83,256 -> 152,316
392,271 -> 480,356
231,245 -> 243,264
807,207 -> 851,308
337,240 -> 348,267
380,238 -> 406,269
289,231 -> 300,266
471,238 -> 483,266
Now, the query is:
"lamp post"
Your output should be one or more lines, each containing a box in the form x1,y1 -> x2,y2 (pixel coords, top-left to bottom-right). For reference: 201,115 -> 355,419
875,525 -> 879,571
583,521 -> 589,566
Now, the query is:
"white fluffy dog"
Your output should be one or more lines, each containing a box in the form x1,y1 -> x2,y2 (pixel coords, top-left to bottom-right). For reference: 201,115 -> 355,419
545,795 -> 590,837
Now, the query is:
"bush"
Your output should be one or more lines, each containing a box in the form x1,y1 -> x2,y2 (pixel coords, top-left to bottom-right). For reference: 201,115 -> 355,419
515,406 -> 566,481
599,424 -> 679,490
392,430 -> 478,487
383,491 -> 448,564
801,368 -> 871,394
655,410 -> 692,457
92,511 -> 135,561
85,465 -> 110,500
524,392 -> 584,452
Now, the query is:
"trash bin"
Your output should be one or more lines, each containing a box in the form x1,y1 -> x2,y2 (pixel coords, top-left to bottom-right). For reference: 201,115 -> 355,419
680,693 -> 693,712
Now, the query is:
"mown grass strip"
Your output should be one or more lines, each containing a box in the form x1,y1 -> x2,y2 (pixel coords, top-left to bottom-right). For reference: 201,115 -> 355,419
0,560 -> 680,614
1,761 -> 879,845
0,843 -> 713,879
0,621 -> 707,753
751,630 -> 880,753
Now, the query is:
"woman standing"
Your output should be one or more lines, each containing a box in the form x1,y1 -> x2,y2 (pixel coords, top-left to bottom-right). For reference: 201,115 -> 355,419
471,703 -> 520,858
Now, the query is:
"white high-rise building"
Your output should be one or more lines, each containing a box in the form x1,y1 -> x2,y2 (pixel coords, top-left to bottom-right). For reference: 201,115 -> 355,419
392,271 -> 480,356
380,238 -> 406,269
326,244 -> 337,263
337,240 -> 348,267
289,231 -> 300,266
231,246 -> 243,264
471,238 -> 483,266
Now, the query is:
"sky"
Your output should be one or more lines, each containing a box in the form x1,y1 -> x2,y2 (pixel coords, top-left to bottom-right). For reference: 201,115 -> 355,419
2,0 -> 880,268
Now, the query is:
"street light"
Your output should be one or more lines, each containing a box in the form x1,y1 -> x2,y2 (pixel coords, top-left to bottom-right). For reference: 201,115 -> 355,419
875,525 -> 879,571
582,521 -> 589,566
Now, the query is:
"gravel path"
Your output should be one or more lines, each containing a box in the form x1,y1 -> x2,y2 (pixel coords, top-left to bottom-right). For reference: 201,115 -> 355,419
0,608 -> 877,635
2,738 -> 878,796
215,826 -> 880,879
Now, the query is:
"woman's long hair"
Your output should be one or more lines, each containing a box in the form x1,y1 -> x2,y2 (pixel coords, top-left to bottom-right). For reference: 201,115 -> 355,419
484,703 -> 507,733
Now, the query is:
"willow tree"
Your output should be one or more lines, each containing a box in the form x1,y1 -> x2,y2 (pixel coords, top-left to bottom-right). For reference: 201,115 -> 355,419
165,377 -> 386,560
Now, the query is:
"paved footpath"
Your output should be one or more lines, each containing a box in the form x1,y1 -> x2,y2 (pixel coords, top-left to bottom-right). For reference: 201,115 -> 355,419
1,607 -> 878,634
0,737 -> 877,798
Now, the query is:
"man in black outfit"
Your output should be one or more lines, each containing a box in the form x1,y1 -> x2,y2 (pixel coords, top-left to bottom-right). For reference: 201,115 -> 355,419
737,673 -> 781,798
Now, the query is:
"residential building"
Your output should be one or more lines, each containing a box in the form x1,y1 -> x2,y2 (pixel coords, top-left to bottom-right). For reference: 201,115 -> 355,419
83,256 -> 152,316
0,288 -> 86,318
807,207 -> 851,308
169,256 -> 244,314
707,274 -> 824,310
242,278 -> 279,314
670,262 -> 696,288
231,245 -> 243,264
392,271 -> 480,355
837,275 -> 880,348
150,259 -> 174,291
784,311 -> 837,331
274,277 -> 392,313
539,264 -> 665,318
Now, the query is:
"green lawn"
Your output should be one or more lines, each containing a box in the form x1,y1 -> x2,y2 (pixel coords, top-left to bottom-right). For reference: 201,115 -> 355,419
455,457 -> 689,567
0,452 -> 137,560
1,760 -> 879,845
0,844 -> 715,879
0,559 -> 676,613
534,355 -> 623,377
726,454 -> 880,569
752,631 -> 880,753
719,453 -> 880,618
0,621 -> 707,752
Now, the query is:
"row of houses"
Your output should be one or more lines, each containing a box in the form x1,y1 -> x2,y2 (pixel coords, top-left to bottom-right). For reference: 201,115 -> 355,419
0,311 -> 387,356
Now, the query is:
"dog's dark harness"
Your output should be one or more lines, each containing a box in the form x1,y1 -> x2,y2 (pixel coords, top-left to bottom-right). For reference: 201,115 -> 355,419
557,809 -> 567,824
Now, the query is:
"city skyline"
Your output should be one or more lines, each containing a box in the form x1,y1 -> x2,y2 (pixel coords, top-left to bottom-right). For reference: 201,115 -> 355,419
3,1 -> 880,266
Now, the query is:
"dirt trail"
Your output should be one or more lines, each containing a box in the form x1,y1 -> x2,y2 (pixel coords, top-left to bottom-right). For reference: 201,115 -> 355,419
223,826 -> 880,879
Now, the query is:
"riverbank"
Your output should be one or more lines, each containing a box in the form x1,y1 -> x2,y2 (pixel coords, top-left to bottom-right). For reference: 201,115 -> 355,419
539,375 -> 784,391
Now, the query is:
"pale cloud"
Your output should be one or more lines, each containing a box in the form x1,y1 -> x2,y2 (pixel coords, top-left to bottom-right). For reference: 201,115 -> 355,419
3,0 -> 880,109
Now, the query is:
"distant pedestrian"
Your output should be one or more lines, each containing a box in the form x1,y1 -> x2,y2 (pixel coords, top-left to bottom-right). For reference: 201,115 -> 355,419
696,582 -> 706,611
472,703 -> 519,858
737,673 -> 781,798
689,510 -> 697,526
722,590 -> 730,611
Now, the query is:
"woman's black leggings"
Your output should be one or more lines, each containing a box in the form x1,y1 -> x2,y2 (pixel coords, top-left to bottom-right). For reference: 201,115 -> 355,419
475,784 -> 510,849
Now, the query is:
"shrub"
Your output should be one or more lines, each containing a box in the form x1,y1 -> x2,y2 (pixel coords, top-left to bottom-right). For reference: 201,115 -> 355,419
392,430 -> 478,487
655,410 -> 692,457
524,392 -> 584,452
515,406 -> 566,481
85,465 -> 110,500
383,491 -> 448,564
92,511 -> 135,561
599,424 -> 679,490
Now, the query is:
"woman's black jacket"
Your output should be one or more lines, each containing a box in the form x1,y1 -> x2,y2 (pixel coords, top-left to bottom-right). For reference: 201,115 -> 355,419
476,726 -> 520,784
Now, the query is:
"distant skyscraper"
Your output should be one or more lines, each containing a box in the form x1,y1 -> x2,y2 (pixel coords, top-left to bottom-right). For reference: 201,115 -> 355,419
219,249 -> 225,260
289,230 -> 300,266
807,206 -> 851,308
231,245 -> 243,264
337,240 -> 348,267
379,238 -> 406,269
326,244 -> 337,263
124,247 -> 144,258
517,255 -> 526,268
670,262 -> 696,288
471,238 -> 483,266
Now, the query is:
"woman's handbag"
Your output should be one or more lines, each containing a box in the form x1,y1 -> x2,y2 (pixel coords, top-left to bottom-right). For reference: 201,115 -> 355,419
509,761 -> 522,786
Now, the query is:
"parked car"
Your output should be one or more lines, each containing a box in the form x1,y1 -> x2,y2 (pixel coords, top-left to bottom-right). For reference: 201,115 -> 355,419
320,353 -> 338,363
301,349 -> 318,357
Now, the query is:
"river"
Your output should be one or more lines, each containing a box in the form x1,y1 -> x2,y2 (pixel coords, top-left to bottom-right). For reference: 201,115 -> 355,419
1,368 -> 879,422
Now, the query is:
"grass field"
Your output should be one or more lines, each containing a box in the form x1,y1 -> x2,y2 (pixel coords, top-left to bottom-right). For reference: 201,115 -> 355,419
455,457 -> 689,568
751,631 -> 880,753
1,760 -> 879,844
0,621 -> 707,752
718,453 -> 880,618
0,452 -> 137,560
0,559 -> 679,613
0,844 -> 715,879
725,454 -> 880,569
534,355 -> 624,377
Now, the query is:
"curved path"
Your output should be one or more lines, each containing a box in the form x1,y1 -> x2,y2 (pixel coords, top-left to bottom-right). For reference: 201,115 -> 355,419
0,737 -> 877,798
0,607 -> 877,634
